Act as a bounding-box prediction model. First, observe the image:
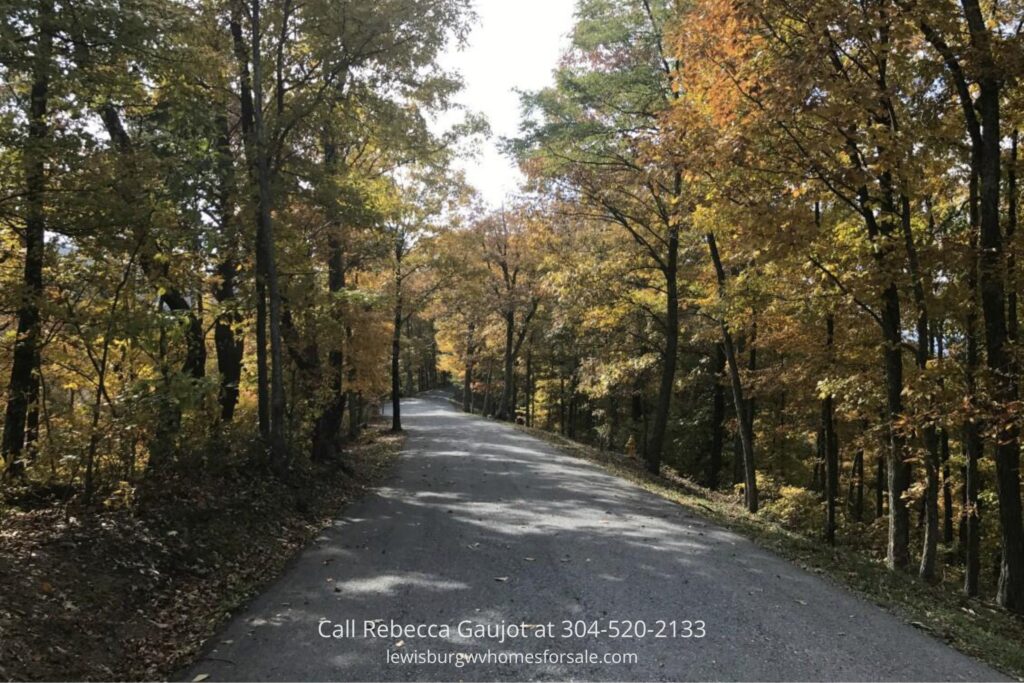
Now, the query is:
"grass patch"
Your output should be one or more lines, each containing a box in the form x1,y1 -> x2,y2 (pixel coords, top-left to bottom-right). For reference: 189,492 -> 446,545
516,423 -> 1024,681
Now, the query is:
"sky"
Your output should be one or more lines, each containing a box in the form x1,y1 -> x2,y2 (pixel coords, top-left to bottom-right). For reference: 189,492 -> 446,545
437,0 -> 577,207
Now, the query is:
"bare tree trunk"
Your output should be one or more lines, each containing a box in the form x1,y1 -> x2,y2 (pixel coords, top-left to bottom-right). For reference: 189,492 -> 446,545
875,450 -> 886,520
229,4 -> 268,438
250,0 -> 288,461
311,234 -> 346,458
212,114 -> 244,422
347,392 -> 362,440
707,232 -> 757,512
463,323 -> 475,412
391,283 -> 403,432
1008,130 -> 1018,343
872,183 -> 909,569
310,105 -> 347,460
525,348 -> 533,427
964,165 -> 984,597
707,344 -> 725,490
823,314 -> 838,545
902,195 -> 940,581
498,311 -> 515,420
963,0 -> 1023,611
849,447 -> 864,523
2,0 -> 51,477
934,322 -> 955,546
645,227 -> 679,474
483,361 -> 494,417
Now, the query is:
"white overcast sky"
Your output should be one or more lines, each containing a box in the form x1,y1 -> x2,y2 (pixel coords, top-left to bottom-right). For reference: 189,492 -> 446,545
437,0 -> 577,207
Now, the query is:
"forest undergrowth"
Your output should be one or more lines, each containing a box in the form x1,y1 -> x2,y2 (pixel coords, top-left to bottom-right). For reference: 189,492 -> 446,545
517,422 -> 1024,680
0,423 -> 402,681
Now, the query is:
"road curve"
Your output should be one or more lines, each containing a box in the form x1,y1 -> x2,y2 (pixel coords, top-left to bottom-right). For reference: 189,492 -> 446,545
184,392 -> 1005,681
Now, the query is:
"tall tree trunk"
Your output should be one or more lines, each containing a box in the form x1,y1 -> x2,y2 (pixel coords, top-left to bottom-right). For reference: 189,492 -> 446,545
871,186 -> 910,569
645,227 -> 679,474
902,195 -> 940,581
525,348 -> 533,427
707,343 -> 726,490
347,392 -> 362,440
311,234 -> 346,459
941,429 -> 954,544
813,432 -> 824,496
212,114 -> 244,422
483,361 -> 494,417
963,0 -> 1024,612
1008,130 -> 1018,343
824,314 -> 838,545
251,0 -> 287,459
963,164 -> 986,597
229,3 -> 268,438
498,310 -> 515,420
567,370 -> 579,440
850,446 -> 864,523
875,450 -> 886,520
24,377 -> 39,464
2,0 -> 51,477
964,420 -> 982,597
933,321 -> 955,547
881,289 -> 910,569
310,107 -> 347,460
391,280 -> 403,433
463,322 -> 475,412
631,380 -> 645,461
707,232 -> 758,512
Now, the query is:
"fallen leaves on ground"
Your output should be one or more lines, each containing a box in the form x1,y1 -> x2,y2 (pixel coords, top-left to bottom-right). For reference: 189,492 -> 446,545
0,425 -> 403,681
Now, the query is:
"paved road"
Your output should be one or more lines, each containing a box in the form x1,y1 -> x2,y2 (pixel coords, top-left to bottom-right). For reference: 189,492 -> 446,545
185,392 -> 1005,681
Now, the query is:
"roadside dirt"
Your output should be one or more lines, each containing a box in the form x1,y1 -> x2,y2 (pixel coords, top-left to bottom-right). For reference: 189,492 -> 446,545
0,425 -> 402,681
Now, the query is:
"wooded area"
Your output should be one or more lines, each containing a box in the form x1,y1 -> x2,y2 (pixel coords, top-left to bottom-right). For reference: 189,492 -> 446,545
3,0 -> 1024,670
439,0 -> 1024,616
0,0 -> 475,488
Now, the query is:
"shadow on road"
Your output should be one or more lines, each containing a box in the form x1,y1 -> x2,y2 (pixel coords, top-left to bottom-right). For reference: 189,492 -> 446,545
184,392 -> 1005,682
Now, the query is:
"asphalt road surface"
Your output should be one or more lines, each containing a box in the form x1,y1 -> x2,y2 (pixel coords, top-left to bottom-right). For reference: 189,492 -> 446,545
185,392 -> 1006,681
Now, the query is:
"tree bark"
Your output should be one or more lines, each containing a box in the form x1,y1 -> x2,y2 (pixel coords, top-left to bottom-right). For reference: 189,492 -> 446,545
823,314 -> 838,545
311,233 -> 346,459
875,450 -> 886,520
870,182 -> 909,569
1008,130 -> 1018,343
347,392 -> 362,439
964,164 -> 984,597
310,102 -> 347,460
212,114 -> 244,422
645,227 -> 679,474
2,0 -> 51,477
970,48 -> 1024,603
902,195 -> 940,581
525,348 -> 533,426
391,293 -> 403,432
707,232 -> 757,512
850,446 -> 864,523
929,0 -> 1024,610
463,322 -> 475,412
498,310 -> 515,420
251,0 -> 288,460
390,235 -> 405,432
229,3 -> 268,438
483,361 -> 494,418
707,343 -> 726,490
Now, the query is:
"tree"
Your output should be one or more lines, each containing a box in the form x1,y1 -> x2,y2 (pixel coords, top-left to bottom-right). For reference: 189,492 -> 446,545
517,0 -> 687,474
1,0 -> 52,477
480,206 -> 543,422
